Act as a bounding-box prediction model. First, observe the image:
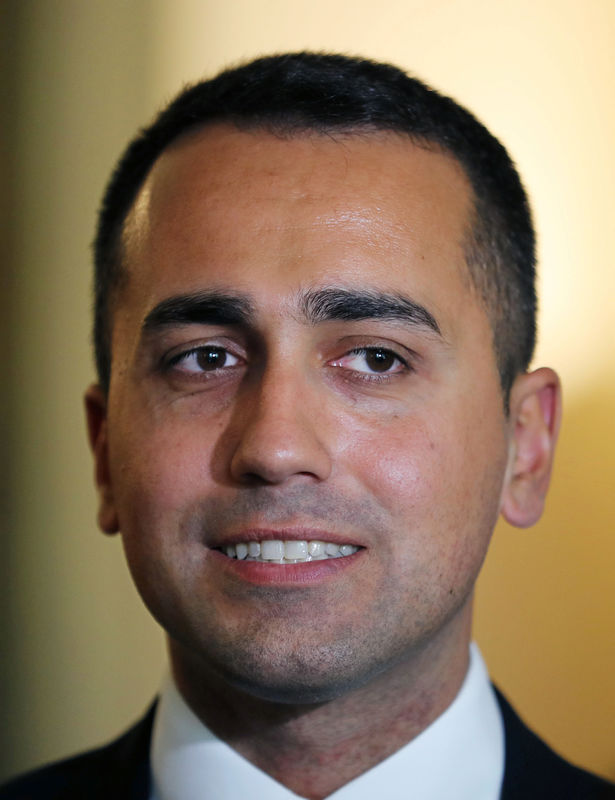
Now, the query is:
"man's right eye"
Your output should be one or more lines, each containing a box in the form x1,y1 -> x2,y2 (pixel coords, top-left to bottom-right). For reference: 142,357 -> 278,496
168,346 -> 241,374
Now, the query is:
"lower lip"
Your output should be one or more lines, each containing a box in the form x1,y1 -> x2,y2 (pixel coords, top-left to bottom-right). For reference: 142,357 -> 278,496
209,548 -> 364,586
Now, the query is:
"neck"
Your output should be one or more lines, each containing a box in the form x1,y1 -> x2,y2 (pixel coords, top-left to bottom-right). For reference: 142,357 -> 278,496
168,610 -> 472,799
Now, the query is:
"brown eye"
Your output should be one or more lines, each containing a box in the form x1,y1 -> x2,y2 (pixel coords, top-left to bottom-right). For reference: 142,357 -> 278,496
169,345 -> 241,375
364,348 -> 397,372
195,347 -> 229,370
329,346 -> 406,377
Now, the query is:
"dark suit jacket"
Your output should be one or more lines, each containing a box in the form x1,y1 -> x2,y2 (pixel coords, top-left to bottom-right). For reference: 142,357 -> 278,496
1,690 -> 614,799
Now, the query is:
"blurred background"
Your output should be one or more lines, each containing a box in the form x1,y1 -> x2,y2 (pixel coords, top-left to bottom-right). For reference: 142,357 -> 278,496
1,0 -> 613,784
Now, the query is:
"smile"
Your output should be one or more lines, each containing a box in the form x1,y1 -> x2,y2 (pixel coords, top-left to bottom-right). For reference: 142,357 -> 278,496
219,540 -> 360,563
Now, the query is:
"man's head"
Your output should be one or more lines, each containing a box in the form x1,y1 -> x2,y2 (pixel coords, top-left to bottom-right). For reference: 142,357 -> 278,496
85,53 -> 560,705
93,52 -> 536,404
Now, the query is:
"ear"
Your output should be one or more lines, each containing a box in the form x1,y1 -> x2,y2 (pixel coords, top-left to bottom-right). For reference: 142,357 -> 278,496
84,383 -> 119,534
500,367 -> 562,528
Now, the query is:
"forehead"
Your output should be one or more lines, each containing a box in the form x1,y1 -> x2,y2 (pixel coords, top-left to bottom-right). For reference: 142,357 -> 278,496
121,124 -> 476,321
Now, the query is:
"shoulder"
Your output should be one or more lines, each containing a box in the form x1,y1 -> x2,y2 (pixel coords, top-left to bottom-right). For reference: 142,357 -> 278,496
0,704 -> 156,800
495,687 -> 615,799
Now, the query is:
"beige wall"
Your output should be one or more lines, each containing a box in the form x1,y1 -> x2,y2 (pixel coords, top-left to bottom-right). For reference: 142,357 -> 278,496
3,0 -> 614,782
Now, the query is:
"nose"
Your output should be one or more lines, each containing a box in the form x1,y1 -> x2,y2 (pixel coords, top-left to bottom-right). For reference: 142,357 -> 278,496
229,368 -> 332,486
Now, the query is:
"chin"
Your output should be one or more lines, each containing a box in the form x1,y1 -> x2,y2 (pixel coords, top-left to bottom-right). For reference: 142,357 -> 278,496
174,629 -> 387,705
219,643 -> 369,704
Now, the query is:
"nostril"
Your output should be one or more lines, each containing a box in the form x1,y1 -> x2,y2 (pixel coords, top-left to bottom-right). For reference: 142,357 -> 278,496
238,470 -> 276,486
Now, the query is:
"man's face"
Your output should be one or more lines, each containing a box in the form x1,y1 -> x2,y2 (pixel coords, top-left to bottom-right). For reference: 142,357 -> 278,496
92,125 -> 513,702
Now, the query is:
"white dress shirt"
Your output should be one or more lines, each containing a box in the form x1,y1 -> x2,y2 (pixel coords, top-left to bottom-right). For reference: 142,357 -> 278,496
151,644 -> 504,799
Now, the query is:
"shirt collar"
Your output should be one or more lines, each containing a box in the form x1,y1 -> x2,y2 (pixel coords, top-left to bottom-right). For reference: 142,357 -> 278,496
151,644 -> 504,800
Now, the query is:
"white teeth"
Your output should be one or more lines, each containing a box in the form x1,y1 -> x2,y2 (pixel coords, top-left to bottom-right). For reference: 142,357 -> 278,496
261,540 -> 284,560
284,540 -> 308,560
248,541 -> 261,557
220,539 -> 359,563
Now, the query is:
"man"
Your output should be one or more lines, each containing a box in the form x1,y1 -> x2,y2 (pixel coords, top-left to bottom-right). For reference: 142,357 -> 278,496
2,52 -> 613,799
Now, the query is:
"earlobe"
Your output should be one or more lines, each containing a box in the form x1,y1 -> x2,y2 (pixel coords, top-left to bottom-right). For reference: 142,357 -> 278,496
500,367 -> 562,528
84,383 -> 120,534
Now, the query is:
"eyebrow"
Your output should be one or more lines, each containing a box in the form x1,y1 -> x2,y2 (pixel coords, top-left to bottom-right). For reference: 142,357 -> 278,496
300,288 -> 441,335
142,286 -> 441,336
143,291 -> 253,330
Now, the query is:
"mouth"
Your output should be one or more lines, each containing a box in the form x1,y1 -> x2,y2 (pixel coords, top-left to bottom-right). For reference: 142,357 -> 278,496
215,540 -> 361,564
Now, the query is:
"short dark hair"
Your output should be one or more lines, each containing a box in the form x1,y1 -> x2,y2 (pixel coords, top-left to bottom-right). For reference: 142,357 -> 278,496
94,52 -> 536,402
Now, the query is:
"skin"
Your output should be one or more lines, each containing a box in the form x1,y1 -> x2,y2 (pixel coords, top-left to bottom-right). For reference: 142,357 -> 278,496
86,125 -> 561,798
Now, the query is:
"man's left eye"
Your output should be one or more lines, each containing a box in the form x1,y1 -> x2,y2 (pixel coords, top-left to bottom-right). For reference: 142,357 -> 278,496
170,346 -> 240,374
331,347 -> 406,375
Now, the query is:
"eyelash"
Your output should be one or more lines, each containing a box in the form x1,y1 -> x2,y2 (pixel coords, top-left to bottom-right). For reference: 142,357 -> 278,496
329,347 -> 410,382
164,344 -> 412,382
166,345 -> 242,374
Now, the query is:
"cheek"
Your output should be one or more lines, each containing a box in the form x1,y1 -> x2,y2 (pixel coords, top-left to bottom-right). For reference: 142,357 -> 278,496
339,411 -> 454,511
340,406 -> 507,557
105,413 -> 220,619
107,407 -> 221,531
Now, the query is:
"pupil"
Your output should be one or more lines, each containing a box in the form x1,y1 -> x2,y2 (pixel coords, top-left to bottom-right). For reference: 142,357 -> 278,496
197,347 -> 226,370
367,349 -> 394,372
